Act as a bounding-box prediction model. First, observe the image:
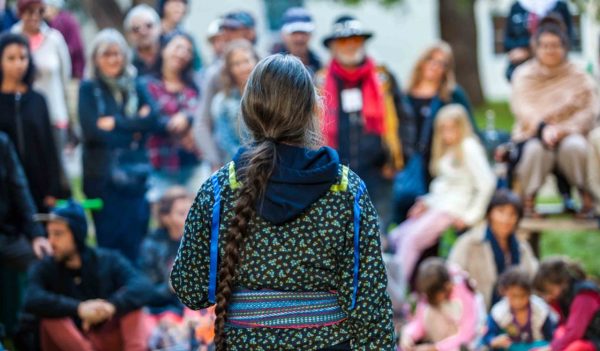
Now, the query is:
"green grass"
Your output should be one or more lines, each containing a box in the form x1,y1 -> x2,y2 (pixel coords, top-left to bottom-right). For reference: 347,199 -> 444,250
473,101 -> 514,132
541,230 -> 600,278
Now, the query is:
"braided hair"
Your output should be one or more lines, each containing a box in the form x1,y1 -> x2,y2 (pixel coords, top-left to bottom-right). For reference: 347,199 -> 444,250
213,54 -> 321,350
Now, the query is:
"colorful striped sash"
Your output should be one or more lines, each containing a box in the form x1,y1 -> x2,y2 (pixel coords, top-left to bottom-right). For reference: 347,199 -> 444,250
226,289 -> 347,329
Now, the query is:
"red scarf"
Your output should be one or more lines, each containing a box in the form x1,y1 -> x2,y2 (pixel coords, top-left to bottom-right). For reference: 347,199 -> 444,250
322,58 -> 385,148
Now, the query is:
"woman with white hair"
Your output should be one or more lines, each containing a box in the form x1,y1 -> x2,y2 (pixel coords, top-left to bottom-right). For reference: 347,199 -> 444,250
79,28 -> 161,262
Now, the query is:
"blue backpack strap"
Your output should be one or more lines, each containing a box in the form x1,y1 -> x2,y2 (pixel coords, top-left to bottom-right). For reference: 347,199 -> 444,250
351,180 -> 367,310
208,174 -> 222,304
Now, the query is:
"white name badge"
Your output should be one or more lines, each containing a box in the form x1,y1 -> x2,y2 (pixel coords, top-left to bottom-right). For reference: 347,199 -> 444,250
341,88 -> 363,113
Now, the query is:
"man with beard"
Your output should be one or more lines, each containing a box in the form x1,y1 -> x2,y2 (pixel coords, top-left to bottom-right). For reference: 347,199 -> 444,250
316,15 -> 409,225
124,4 -> 161,76
24,201 -> 153,350
272,7 -> 321,76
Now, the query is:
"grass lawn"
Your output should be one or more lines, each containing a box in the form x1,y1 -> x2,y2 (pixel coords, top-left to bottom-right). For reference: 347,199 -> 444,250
474,101 -> 600,278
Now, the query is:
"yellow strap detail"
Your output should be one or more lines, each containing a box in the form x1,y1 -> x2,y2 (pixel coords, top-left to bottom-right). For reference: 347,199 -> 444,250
228,161 -> 241,190
330,166 -> 349,192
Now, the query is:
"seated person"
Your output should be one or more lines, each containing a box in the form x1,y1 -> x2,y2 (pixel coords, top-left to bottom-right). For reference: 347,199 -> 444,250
401,258 -> 484,351
388,104 -> 495,299
587,127 -> 600,224
509,18 -> 599,217
534,257 -> 600,351
139,187 -> 215,349
483,267 -> 555,350
448,189 -> 538,309
23,201 -> 153,351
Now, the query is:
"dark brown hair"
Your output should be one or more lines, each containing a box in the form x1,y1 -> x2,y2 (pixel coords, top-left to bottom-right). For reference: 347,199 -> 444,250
416,257 -> 451,306
498,267 -> 532,294
213,54 -> 321,350
156,186 -> 190,227
533,257 -> 586,294
220,39 -> 259,97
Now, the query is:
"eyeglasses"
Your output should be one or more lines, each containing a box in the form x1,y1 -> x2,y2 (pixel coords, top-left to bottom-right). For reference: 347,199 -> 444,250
538,42 -> 564,52
131,22 -> 154,34
426,58 -> 448,69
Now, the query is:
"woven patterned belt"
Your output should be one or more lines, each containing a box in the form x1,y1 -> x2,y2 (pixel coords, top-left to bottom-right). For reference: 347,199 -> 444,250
226,289 -> 347,329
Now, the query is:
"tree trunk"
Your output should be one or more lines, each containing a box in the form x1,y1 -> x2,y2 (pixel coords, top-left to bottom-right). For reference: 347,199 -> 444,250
438,0 -> 485,106
80,0 -> 125,32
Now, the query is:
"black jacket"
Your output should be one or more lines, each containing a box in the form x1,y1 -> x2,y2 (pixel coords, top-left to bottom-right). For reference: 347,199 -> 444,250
0,90 -> 67,213
24,248 -> 153,319
78,78 -> 162,198
0,132 -> 44,239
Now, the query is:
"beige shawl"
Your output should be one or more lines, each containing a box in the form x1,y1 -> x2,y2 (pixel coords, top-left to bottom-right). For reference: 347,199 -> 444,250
510,60 -> 600,142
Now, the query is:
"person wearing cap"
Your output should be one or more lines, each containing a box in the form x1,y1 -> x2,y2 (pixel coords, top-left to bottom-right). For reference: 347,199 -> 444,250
157,0 -> 202,72
194,11 -> 258,170
124,4 -> 161,76
11,0 -> 71,150
316,15 -> 407,225
24,200 -> 153,351
448,189 -> 538,309
206,17 -> 226,61
273,7 -> 321,76
44,0 -> 84,79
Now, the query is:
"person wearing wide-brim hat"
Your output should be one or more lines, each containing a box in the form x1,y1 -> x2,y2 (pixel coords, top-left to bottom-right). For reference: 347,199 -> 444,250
316,15 -> 409,226
322,15 -> 373,48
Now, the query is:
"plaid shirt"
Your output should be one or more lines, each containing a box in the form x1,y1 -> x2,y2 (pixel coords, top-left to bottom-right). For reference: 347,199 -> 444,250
146,78 -> 200,172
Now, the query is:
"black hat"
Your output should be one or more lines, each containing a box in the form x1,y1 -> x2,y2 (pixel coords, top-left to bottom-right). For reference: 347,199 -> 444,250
35,200 -> 88,253
221,10 -> 256,30
322,15 -> 373,48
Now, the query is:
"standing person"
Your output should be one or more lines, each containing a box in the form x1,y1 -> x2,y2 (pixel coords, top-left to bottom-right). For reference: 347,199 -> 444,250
0,131 -> 52,337
206,18 -> 225,62
11,0 -> 71,148
387,104 -> 495,300
211,39 -> 258,162
448,189 -> 538,309
509,20 -> 599,218
0,0 -> 18,32
171,55 -> 395,350
504,0 -> 572,81
0,33 -> 67,213
533,258 -> 600,351
393,41 -> 478,224
79,29 -> 159,262
194,10 -> 257,171
317,15 -> 406,224
145,32 -> 202,203
156,0 -> 202,71
25,200 -> 153,351
44,0 -> 84,79
124,4 -> 161,76
272,7 -> 321,76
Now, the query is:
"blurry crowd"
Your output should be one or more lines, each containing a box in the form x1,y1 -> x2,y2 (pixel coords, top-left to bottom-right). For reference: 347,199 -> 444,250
0,0 -> 599,350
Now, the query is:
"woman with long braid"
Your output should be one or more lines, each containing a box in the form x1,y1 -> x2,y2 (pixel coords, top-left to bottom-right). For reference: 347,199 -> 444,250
170,54 -> 394,350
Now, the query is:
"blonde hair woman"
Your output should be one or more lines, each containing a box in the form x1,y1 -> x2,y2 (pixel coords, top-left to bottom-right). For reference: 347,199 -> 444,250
394,42 -> 478,224
387,104 -> 495,301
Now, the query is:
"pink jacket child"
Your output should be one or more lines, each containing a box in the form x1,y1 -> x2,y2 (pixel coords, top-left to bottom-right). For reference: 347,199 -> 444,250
401,258 -> 485,351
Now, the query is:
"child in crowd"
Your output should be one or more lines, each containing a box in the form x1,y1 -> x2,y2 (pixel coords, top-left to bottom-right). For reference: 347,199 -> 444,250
139,187 -> 215,350
534,257 -> 600,351
483,267 -> 555,350
401,258 -> 485,351
388,104 -> 495,298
